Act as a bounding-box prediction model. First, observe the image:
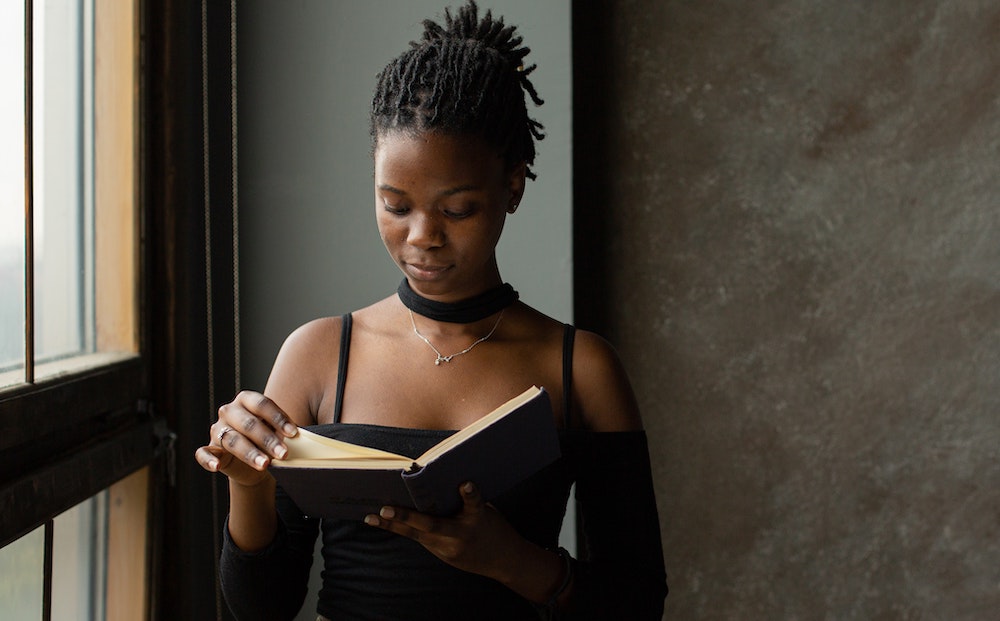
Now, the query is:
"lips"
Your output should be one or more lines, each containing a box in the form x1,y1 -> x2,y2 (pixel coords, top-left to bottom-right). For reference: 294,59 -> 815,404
405,262 -> 451,280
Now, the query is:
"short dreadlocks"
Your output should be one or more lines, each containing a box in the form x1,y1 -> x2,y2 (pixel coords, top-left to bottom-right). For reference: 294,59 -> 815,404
370,1 -> 545,179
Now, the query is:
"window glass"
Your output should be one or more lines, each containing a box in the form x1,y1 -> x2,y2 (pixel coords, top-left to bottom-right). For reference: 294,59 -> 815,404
0,1 -> 26,384
0,491 -> 110,621
0,525 -> 45,619
52,491 -> 109,621
33,0 -> 93,364
1,0 -> 105,387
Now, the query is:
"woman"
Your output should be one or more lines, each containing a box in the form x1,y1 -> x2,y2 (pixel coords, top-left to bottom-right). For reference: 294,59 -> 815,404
195,2 -> 666,619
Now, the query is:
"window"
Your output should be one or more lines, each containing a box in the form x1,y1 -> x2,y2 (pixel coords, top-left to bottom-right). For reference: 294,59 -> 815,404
0,1 -> 154,619
0,491 -> 109,619
1,0 -> 138,390
0,1 -> 27,380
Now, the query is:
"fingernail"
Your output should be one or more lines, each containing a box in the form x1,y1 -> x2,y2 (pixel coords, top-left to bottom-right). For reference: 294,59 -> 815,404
254,455 -> 268,468
463,482 -> 475,494
283,423 -> 298,436
379,506 -> 395,519
275,445 -> 287,459
364,515 -> 378,526
208,460 -> 219,471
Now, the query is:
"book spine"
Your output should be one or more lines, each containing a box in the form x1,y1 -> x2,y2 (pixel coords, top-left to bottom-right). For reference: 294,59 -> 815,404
400,465 -> 448,515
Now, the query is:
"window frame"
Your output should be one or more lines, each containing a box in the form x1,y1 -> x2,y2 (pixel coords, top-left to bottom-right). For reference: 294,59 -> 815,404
0,359 -> 157,548
4,0 -> 245,617
0,0 -> 160,579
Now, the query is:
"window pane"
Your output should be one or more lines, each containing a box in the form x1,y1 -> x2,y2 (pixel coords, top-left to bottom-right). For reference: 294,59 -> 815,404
52,491 -> 108,621
0,525 -> 45,620
2,0 -> 137,387
0,1 -> 26,385
0,492 -> 111,621
33,0 -> 93,365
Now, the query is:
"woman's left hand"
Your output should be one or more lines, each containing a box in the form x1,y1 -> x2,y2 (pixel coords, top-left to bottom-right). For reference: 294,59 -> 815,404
363,482 -> 526,580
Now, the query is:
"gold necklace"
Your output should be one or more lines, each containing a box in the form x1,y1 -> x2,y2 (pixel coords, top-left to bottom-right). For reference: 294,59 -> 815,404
408,308 -> 505,366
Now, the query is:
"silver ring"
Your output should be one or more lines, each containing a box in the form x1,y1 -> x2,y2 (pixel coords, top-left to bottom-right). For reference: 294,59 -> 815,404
217,426 -> 234,443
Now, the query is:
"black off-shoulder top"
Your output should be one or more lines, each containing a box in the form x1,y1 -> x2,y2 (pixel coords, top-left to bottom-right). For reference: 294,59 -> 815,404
220,317 -> 666,620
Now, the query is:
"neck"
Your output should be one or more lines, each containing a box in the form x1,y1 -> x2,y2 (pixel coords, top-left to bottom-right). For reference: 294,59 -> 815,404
397,279 -> 519,324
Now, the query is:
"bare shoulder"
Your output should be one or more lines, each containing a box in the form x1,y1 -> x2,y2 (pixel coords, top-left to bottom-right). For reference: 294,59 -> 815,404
264,315 -> 345,425
571,328 -> 644,432
276,315 -> 344,361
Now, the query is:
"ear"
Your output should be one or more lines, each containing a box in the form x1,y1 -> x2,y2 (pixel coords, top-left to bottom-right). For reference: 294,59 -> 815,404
506,161 -> 527,213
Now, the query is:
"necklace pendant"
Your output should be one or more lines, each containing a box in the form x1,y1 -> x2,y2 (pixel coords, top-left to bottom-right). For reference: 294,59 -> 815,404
409,308 -> 505,368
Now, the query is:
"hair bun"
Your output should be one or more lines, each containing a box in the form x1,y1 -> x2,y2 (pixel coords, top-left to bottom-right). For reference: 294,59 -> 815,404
371,0 -> 545,179
420,1 -> 536,81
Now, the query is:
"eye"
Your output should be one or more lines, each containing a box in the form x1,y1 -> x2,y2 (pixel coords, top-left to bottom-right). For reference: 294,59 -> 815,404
382,197 -> 408,215
443,203 -> 476,219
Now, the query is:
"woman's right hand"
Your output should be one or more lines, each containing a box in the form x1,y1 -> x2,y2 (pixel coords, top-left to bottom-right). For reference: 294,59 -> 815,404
193,391 -> 300,488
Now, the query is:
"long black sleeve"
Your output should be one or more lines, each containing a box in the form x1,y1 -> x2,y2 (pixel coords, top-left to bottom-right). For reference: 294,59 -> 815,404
563,431 -> 668,619
219,487 -> 320,621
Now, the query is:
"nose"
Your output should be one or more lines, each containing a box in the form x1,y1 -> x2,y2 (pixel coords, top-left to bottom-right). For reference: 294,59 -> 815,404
406,211 -> 445,249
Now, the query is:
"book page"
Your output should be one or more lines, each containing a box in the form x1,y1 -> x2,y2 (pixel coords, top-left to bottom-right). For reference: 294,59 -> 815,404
272,457 -> 417,469
276,427 -> 411,465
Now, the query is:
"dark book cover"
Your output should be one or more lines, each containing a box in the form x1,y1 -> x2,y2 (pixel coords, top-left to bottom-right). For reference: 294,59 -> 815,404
270,387 -> 560,520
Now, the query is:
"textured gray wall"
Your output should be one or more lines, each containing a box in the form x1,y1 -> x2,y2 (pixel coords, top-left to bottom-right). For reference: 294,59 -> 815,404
574,2 -> 999,619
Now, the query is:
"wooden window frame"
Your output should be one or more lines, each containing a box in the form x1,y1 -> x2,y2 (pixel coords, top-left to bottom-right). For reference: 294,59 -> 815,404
0,1 -> 162,619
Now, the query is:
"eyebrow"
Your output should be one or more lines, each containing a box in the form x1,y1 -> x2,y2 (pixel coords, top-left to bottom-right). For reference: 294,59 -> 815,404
377,183 -> 481,197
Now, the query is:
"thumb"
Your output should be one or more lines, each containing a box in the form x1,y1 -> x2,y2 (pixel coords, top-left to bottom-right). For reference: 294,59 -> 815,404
459,481 -> 484,513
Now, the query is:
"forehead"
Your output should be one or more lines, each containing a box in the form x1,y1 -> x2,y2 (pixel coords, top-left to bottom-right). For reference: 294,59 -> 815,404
374,131 -> 505,188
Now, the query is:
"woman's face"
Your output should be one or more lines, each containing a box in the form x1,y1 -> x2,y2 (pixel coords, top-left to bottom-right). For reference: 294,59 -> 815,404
374,131 -> 525,301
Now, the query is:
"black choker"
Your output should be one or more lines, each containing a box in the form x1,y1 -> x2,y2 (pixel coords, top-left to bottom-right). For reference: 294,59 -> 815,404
397,279 -> 518,324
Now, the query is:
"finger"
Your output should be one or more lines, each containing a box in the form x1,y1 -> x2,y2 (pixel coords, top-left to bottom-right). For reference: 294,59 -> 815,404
459,482 -> 484,514
363,508 -> 420,539
216,402 -> 289,462
197,444 -> 240,471
195,443 -> 274,490
194,445 -> 225,472
365,505 -> 442,539
211,421 -> 237,448
213,423 -> 274,471
233,391 -> 299,437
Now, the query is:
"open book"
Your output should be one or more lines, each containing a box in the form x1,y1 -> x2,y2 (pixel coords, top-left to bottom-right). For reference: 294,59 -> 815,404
270,386 -> 560,519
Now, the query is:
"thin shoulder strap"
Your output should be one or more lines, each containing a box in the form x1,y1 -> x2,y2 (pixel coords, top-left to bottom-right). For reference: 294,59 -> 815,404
333,313 -> 352,424
561,323 -> 576,430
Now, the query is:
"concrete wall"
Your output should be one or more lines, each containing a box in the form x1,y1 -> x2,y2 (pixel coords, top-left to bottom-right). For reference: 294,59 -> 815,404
574,2 -> 999,619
